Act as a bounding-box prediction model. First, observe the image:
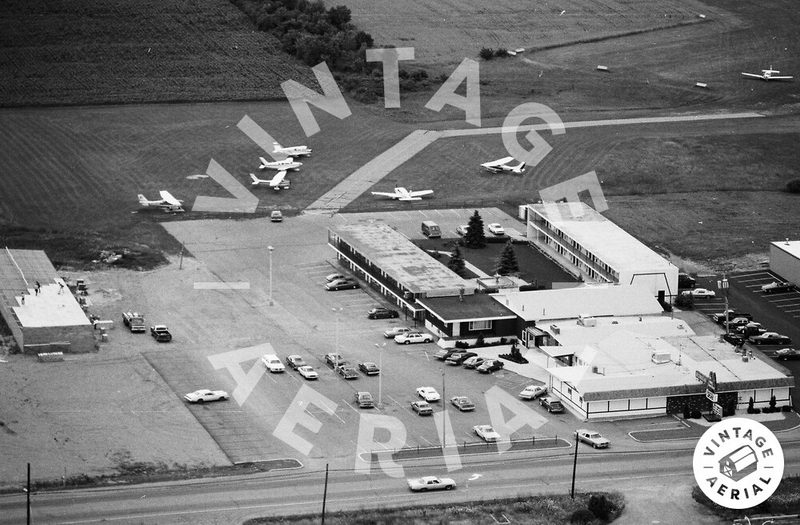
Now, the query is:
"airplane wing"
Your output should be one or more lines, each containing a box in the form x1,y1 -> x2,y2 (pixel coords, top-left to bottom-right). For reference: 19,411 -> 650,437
371,191 -> 399,199
270,171 -> 287,187
159,191 -> 182,205
482,156 -> 515,168
769,75 -> 793,80
741,72 -> 764,79
407,189 -> 434,198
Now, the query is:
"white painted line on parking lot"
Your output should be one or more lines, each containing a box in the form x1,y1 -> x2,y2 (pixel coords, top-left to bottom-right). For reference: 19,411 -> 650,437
418,436 -> 435,446
386,394 -> 404,407
193,282 -> 250,290
343,400 -> 360,414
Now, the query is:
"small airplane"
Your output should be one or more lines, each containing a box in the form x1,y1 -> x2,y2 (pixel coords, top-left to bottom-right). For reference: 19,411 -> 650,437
741,67 -> 793,81
371,186 -> 434,201
250,172 -> 290,191
137,191 -> 185,212
259,156 -> 302,171
273,142 -> 312,157
481,156 -> 527,174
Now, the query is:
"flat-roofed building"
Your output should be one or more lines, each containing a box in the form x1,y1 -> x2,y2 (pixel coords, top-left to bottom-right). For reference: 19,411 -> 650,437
0,249 -> 94,354
523,202 -> 679,303
769,239 -> 800,286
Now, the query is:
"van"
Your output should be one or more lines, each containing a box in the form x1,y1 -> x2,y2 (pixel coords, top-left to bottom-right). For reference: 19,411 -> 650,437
421,221 -> 441,238
540,396 -> 564,413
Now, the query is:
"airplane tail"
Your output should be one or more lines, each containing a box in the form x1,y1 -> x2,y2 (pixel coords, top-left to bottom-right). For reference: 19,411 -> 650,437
514,162 -> 526,173
272,141 -> 283,152
137,194 -> 149,206
250,173 -> 261,186
259,157 -> 269,169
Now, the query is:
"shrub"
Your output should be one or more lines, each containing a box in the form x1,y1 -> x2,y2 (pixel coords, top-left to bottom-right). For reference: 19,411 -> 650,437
479,47 -> 494,60
495,48 -> 508,57
770,395 -> 777,410
752,407 -> 762,414
691,410 -> 702,419
674,293 -> 694,309
588,494 -> 613,520
683,404 -> 691,419
475,334 -> 485,347
570,508 -> 595,524
783,405 -> 793,412
785,179 -> 800,193
748,397 -> 754,412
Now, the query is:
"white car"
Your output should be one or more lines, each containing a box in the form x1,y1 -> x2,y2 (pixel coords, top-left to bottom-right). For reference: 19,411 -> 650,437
325,273 -> 347,282
416,386 -> 441,402
384,326 -> 415,338
456,224 -> 470,236
297,365 -> 319,380
576,429 -> 610,448
261,354 -> 285,373
519,385 -> 547,400
184,389 -> 229,403
395,332 -> 435,345
487,223 -> 505,236
682,288 -> 716,298
407,476 -> 456,492
473,424 -> 501,443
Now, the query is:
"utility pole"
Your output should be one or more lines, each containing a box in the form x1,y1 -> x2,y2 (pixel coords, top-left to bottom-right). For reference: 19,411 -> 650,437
570,432 -> 578,499
27,462 -> 31,525
441,367 -> 447,451
718,274 -> 730,335
321,463 -> 329,525
268,246 -> 274,306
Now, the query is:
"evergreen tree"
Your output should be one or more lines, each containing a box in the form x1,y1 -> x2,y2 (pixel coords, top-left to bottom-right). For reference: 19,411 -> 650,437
447,245 -> 466,277
495,240 -> 519,275
464,210 -> 486,248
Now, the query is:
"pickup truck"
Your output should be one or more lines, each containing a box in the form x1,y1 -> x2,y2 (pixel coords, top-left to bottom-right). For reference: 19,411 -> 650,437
761,281 -> 795,294
122,312 -> 146,333
150,325 -> 172,342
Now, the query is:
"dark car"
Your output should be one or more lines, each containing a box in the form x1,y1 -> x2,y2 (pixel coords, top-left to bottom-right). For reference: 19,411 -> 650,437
285,355 -> 306,370
762,281 -> 795,294
358,362 -> 380,376
477,359 -> 504,374
367,307 -> 399,320
336,363 -> 359,379
150,325 -> 172,342
540,396 -> 565,413
749,332 -> 792,345
446,352 -> 477,366
722,333 -> 746,347
678,273 -> 696,289
775,348 -> 800,361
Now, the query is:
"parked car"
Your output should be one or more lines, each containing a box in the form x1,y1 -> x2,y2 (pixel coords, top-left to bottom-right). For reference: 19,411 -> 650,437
434,348 -> 459,361
395,332 -> 435,345
724,317 -> 753,329
416,386 -> 441,402
749,332 -> 792,345
261,354 -> 285,373
519,385 -> 547,400
383,326 -> 415,338
678,273 -> 696,289
270,210 -> 283,222
473,424 -> 501,443
762,281 -> 795,294
446,352 -> 477,366
285,355 -> 306,369
450,396 -> 476,412
456,224 -> 470,236
368,307 -> 399,320
325,352 -> 344,367
722,333 -> 746,346
477,359 -> 504,373
336,363 -> 359,379
682,288 -> 716,298
184,389 -> 229,403
407,476 -> 455,492
150,324 -> 172,342
325,278 -> 359,291
358,361 -> 380,375
411,401 -> 433,416
297,365 -> 319,380
736,322 -> 767,337
325,273 -> 347,282
712,310 -> 752,324
775,348 -> 800,361
354,391 -> 374,408
487,223 -> 505,236
540,396 -> 565,413
462,356 -> 487,369
576,429 -> 610,448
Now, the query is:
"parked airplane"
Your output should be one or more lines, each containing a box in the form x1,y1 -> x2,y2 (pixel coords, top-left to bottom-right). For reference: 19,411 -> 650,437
481,156 -> 527,174
273,142 -> 312,157
259,157 -> 302,171
137,191 -> 185,212
741,67 -> 793,81
250,172 -> 290,191
371,187 -> 434,201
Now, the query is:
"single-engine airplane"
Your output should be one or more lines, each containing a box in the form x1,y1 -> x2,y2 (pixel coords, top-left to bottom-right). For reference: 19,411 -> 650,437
741,67 -> 793,81
137,191 -> 185,212
481,157 -> 527,174
250,172 -> 290,190
273,142 -> 312,157
371,187 -> 434,201
259,157 -> 302,171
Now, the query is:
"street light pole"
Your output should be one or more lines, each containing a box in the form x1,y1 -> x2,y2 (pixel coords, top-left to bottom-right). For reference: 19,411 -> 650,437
718,274 -> 729,335
333,308 -> 342,356
375,342 -> 386,407
441,366 -> 446,451
268,245 -> 274,306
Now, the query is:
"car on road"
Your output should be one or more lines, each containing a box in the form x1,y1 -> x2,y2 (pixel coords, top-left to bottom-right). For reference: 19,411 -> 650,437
358,361 -> 380,375
354,391 -> 374,408
394,332 -> 435,344
368,307 -> 399,319
519,385 -> 547,400
762,281 -> 795,294
285,355 -> 306,369
411,401 -> 433,416
336,363 -> 359,379
325,278 -> 359,291
712,310 -> 751,324
383,326 -> 415,338
540,396 -> 565,413
473,424 -> 501,443
462,356 -> 487,369
487,223 -> 505,236
450,396 -> 476,412
261,354 -> 286,373
297,366 -> 319,380
325,352 -> 343,367
416,386 -> 441,402
749,332 -> 792,345
477,359 -> 504,373
150,324 -> 172,342
456,225 -> 470,236
682,288 -> 716,298
775,348 -> 800,361
407,476 -> 456,492
184,389 -> 229,403
576,429 -> 610,448
270,210 -> 283,222
446,351 -> 477,366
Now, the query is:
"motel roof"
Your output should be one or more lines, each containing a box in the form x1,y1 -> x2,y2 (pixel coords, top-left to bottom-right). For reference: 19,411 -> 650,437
771,240 -> 800,260
417,293 -> 517,323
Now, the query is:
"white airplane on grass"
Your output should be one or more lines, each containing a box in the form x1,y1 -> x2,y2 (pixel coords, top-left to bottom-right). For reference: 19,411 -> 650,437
481,156 -> 527,174
273,142 -> 312,157
250,172 -> 290,191
371,187 -> 434,201
137,191 -> 185,212
259,156 -> 302,171
741,67 -> 793,81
